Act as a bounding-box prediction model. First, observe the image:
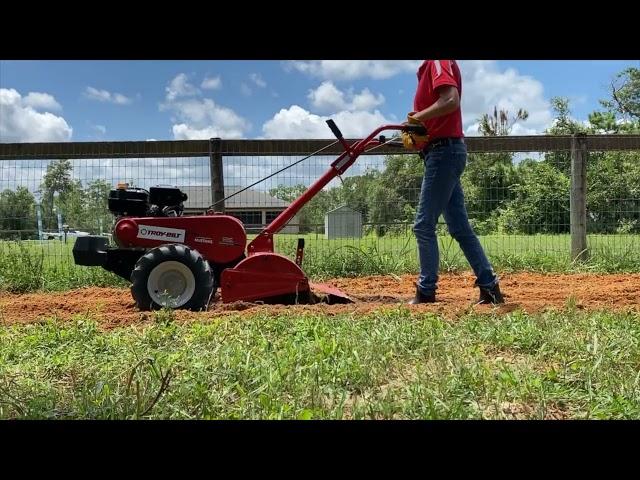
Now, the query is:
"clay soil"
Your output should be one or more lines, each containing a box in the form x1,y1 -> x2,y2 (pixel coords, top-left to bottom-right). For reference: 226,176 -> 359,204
1,272 -> 639,329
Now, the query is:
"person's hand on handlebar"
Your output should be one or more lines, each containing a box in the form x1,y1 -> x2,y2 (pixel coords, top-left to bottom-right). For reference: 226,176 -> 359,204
401,112 -> 429,150
402,112 -> 422,126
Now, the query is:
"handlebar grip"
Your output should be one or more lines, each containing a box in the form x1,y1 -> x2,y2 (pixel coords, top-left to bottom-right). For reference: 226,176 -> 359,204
326,119 -> 344,140
402,124 -> 427,135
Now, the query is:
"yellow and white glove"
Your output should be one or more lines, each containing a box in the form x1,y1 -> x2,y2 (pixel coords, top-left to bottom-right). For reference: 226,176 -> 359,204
401,114 -> 429,150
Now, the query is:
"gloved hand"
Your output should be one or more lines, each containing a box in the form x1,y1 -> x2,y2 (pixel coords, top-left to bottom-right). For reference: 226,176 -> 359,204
401,113 -> 429,150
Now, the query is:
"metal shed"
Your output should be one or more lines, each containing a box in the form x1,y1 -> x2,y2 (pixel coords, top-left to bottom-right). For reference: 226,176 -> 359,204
324,205 -> 363,239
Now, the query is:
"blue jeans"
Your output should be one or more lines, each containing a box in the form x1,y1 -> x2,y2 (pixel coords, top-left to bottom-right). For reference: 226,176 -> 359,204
413,140 -> 498,294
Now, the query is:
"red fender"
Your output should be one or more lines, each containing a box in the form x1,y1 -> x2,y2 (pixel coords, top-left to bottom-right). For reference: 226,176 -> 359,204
220,252 -> 309,303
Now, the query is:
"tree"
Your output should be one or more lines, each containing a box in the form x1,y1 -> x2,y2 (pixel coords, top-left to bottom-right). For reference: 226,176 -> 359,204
368,184 -> 407,236
541,77 -> 640,234
85,180 -> 112,233
545,97 -> 587,135
338,170 -> 380,221
462,106 -> 528,232
583,67 -> 640,232
543,97 -> 587,179
364,154 -> 423,235
269,184 -> 342,233
587,151 -> 640,233
587,111 -> 621,134
0,187 -> 37,239
589,67 -> 640,134
57,180 -> 86,230
39,159 -> 74,230
498,159 -> 570,234
461,158 -> 518,234
601,67 -> 640,120
478,106 -> 529,136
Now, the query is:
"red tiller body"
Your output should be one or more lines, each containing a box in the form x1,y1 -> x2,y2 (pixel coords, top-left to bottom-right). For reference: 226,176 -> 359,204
114,215 -> 247,265
101,121 -> 425,305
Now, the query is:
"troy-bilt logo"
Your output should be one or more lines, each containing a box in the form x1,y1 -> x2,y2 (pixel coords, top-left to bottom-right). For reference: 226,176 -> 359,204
194,236 -> 214,244
137,225 -> 186,243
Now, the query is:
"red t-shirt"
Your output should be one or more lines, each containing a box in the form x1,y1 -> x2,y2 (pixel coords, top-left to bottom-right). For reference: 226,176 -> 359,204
413,60 -> 463,141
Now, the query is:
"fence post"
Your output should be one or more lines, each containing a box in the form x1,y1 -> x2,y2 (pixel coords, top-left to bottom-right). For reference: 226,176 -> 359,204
36,203 -> 43,240
57,212 -> 64,241
209,137 -> 225,212
570,133 -> 588,262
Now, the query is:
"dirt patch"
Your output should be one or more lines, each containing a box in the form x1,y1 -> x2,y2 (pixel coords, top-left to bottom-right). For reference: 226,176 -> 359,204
1,272 -> 639,329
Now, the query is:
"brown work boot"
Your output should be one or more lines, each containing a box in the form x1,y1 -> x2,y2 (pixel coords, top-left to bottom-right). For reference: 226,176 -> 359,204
409,285 -> 436,304
477,283 -> 505,305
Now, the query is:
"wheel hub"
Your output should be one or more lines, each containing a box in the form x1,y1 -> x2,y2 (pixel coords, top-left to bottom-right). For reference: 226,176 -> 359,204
147,261 -> 196,307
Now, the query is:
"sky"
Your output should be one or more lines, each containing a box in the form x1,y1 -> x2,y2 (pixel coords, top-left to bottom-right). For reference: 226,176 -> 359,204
2,60 -> 639,143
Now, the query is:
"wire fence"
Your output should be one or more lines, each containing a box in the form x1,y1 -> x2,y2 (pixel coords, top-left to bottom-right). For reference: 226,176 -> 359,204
1,135 -> 639,281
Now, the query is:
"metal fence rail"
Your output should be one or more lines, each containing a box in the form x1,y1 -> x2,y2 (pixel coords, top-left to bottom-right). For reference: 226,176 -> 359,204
1,134 -> 639,277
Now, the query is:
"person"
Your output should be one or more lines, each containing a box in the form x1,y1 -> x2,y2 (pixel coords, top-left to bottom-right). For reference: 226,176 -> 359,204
402,60 -> 504,305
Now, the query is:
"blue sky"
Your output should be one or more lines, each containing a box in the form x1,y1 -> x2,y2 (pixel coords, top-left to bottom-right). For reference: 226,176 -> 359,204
1,60 -> 639,143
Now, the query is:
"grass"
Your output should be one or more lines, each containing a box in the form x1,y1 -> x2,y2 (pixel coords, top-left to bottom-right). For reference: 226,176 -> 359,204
0,240 -> 125,293
1,307 -> 639,419
1,232 -> 639,293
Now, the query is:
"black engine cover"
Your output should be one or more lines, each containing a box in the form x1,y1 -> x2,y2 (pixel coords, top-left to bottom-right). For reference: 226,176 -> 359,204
108,187 -> 149,216
149,186 -> 188,207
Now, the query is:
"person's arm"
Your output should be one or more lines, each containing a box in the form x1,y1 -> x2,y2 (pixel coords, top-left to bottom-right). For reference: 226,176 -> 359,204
411,86 -> 460,122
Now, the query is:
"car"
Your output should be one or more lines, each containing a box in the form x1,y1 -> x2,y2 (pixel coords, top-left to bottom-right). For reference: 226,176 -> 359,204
42,229 -> 90,240
43,231 -> 62,240
65,229 -> 90,237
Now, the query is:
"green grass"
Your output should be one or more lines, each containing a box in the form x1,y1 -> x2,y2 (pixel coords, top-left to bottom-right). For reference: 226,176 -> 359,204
2,308 -> 639,419
0,240 -> 126,293
278,232 -> 640,278
1,232 -> 639,293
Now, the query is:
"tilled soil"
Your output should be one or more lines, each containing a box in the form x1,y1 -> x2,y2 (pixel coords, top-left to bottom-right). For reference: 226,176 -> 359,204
1,272 -> 639,329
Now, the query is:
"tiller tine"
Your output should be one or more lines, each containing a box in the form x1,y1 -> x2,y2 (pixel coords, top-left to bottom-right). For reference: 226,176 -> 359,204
308,282 -> 353,304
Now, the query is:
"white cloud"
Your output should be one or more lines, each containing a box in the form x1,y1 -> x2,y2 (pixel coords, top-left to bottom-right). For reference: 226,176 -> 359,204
286,60 -> 422,81
509,123 -> 539,136
23,92 -> 62,111
165,74 -> 199,101
240,83 -> 252,97
112,93 -> 131,105
350,88 -> 385,111
307,81 -> 346,112
166,99 -> 250,139
264,76 -> 391,140
307,81 -> 385,113
160,75 -> 250,139
458,60 -> 553,135
172,124 -> 227,140
84,86 -> 133,105
91,124 -> 107,135
464,122 -> 480,136
201,76 -> 222,90
0,88 -> 72,142
262,105 -> 393,139
84,87 -> 110,102
249,73 -> 267,88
